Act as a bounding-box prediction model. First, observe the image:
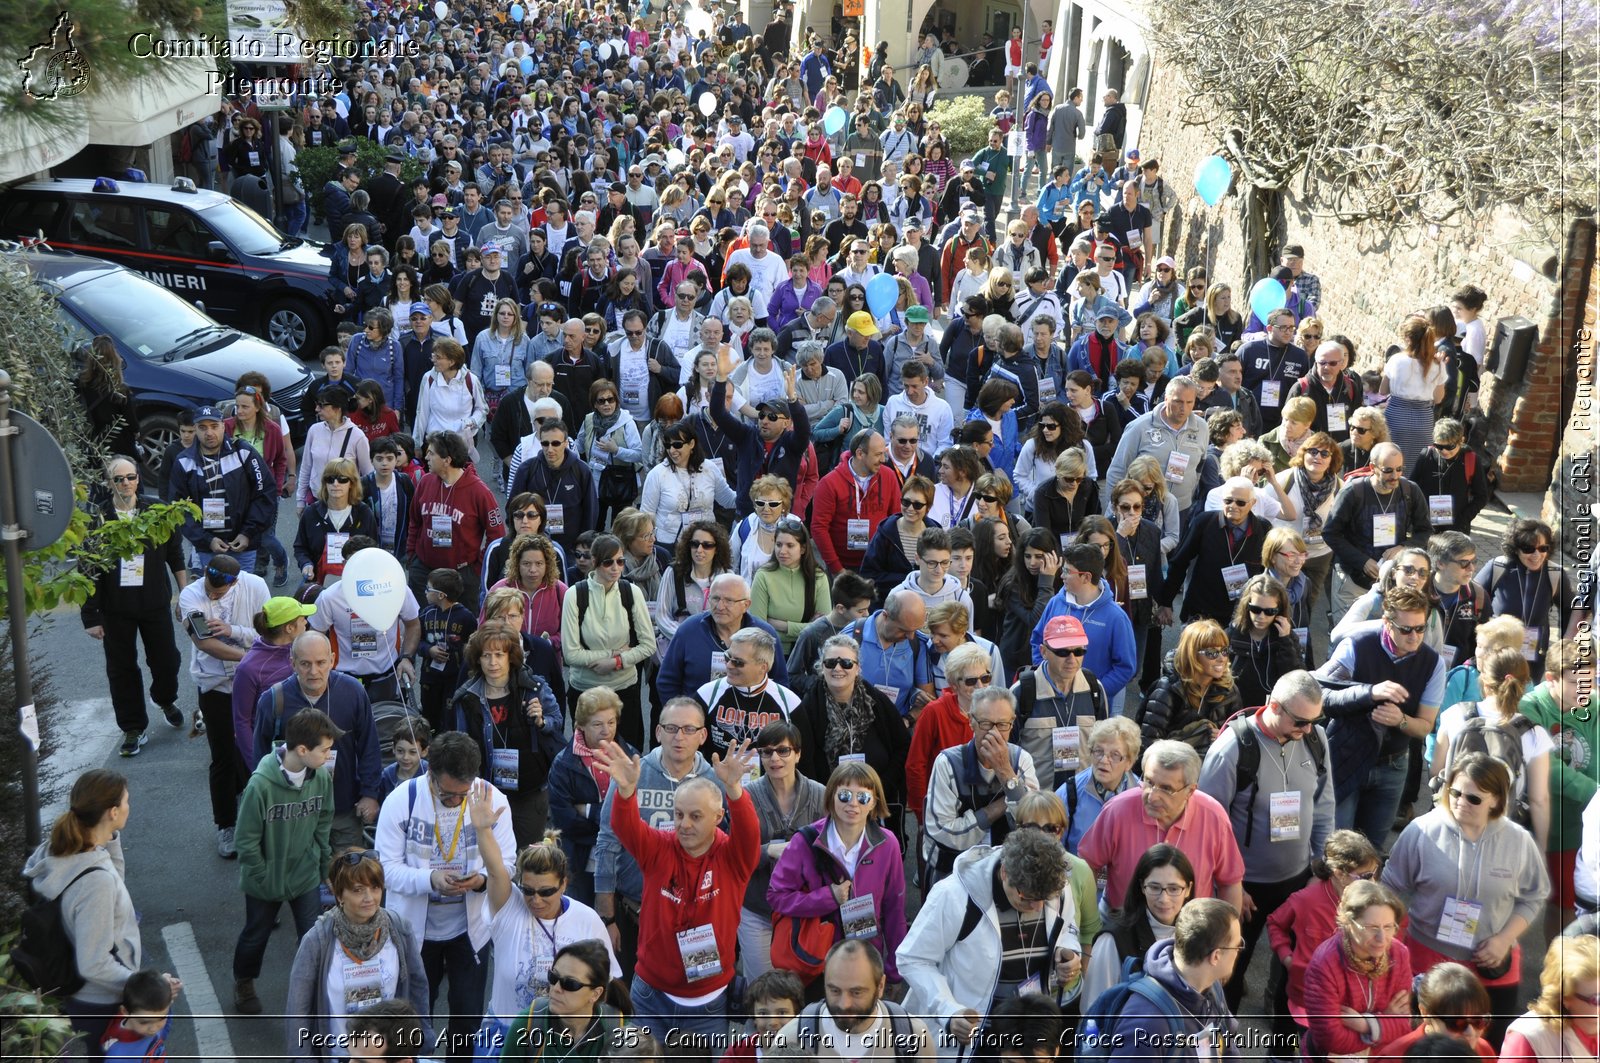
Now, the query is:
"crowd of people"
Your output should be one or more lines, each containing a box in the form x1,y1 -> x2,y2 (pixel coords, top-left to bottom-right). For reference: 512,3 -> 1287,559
33,0 -> 1600,1061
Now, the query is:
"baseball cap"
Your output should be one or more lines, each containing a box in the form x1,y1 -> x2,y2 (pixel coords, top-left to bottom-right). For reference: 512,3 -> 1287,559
905,305 -> 930,324
757,398 -> 792,417
961,209 -> 981,224
409,302 -> 431,317
1126,149 -> 1141,161
1095,306 -> 1121,320
480,240 -> 502,255
193,404 -> 223,423
904,216 -> 924,231
1155,255 -> 1177,271
1044,615 -> 1089,649
846,311 -> 880,337
959,159 -> 975,172
262,596 -> 318,627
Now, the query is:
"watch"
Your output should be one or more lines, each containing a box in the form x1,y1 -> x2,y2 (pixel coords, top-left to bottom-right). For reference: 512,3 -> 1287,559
1004,775 -> 1022,793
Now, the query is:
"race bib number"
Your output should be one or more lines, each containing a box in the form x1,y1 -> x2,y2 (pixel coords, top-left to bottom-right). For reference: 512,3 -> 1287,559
1053,725 -> 1079,774
1164,449 -> 1190,484
494,362 -> 512,387
429,513 -> 453,548
202,497 -> 227,529
1294,627 -> 1309,654
1037,377 -> 1057,404
678,924 -> 722,980
546,504 -> 564,535
343,959 -> 384,1013
710,650 -> 727,679
119,556 -> 146,587
1059,532 -> 1075,553
838,752 -> 866,764
875,684 -> 901,708
1260,380 -> 1281,408
846,518 -> 870,552
1524,624 -> 1542,662
1124,228 -> 1141,246
325,532 -> 350,565
1438,895 -> 1483,949
429,858 -> 466,905
854,153 -> 866,168
623,384 -> 644,409
348,615 -> 380,659
1327,403 -> 1347,433
491,747 -> 519,792
1429,494 -> 1455,526
841,894 -> 878,940
1373,513 -> 1397,548
1270,791 -> 1302,842
1222,563 -> 1249,600
1128,564 -> 1147,600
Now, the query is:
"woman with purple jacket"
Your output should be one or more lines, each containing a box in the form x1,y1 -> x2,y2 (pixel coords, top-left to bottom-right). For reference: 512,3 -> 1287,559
768,761 -> 909,987
230,597 -> 317,767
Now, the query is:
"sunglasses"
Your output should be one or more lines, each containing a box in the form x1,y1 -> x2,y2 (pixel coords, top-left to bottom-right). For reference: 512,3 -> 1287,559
753,499 -> 785,509
822,657 -> 857,670
513,510 -> 540,521
1196,647 -> 1231,660
759,412 -> 785,422
1440,1015 -> 1491,1033
516,882 -> 563,898
1059,475 -> 1083,486
1018,821 -> 1065,837
598,557 -> 626,568
205,568 -> 238,585
1039,421 -> 1060,431
335,849 -> 380,867
1520,543 -> 1552,554
1448,787 -> 1486,806
1247,604 -> 1280,616
324,475 -> 352,484
549,974 -> 598,993
960,673 -> 995,687
1047,645 -> 1087,658
690,539 -> 717,550
758,745 -> 796,758
665,440 -> 691,451
1117,503 -> 1144,513
541,440 -> 565,448
1221,498 -> 1251,508
111,473 -> 139,484
1285,709 -> 1323,729
835,790 -> 874,806
595,395 -> 617,405
1388,621 -> 1427,636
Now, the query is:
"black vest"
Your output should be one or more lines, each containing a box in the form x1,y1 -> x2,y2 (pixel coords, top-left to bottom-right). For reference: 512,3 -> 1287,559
1350,629 -> 1439,757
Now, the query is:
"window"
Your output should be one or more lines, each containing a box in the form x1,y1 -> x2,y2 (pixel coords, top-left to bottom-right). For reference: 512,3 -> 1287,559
68,200 -> 139,249
145,207 -> 217,257
0,198 -> 65,241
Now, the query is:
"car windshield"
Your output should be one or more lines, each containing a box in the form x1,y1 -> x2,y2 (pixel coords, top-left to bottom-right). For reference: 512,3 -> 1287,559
199,200 -> 284,256
61,269 -> 222,359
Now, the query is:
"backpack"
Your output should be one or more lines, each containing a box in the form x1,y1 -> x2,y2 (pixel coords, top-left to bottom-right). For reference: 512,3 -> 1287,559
1016,666 -> 1107,822
794,999 -> 920,1062
573,580 -> 639,650
1078,957 -> 1184,1062
1482,556 -> 1560,608
176,126 -> 196,165
1223,708 -> 1326,847
12,867 -> 105,995
1432,702 -> 1535,825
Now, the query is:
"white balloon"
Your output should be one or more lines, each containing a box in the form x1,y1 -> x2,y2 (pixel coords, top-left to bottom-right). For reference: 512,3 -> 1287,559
698,93 -> 717,117
341,548 -> 409,632
665,148 -> 687,169
433,0 -> 448,19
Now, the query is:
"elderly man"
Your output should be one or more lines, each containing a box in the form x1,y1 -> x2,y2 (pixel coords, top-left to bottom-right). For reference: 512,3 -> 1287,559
676,316 -> 729,386
658,573 -> 788,701
725,223 -> 788,300
1289,339 -> 1364,441
813,430 -> 902,575
1078,739 -> 1246,912
898,828 -> 1080,1058
1156,476 -> 1269,626
776,297 -> 838,362
653,279 -> 709,363
696,627 -> 801,757
1199,670 -> 1335,1011
253,628 -> 383,850
1105,376 -> 1210,519
1014,616 -> 1111,793
922,685 -> 1041,888
794,342 -> 850,424
773,941 -> 935,1059
592,731 -> 757,1047
1322,441 -> 1432,611
1316,585 -> 1444,845
825,311 -> 888,388
842,589 -> 935,722
882,414 -> 937,488
375,732 -> 516,1063
545,317 -> 608,425
488,359 -> 573,478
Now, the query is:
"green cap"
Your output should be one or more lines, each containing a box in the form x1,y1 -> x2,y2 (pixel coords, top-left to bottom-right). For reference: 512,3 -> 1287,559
905,306 -> 931,324
262,596 -> 317,627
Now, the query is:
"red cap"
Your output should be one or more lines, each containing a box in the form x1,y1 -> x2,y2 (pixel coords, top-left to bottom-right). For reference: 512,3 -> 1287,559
1043,615 -> 1089,649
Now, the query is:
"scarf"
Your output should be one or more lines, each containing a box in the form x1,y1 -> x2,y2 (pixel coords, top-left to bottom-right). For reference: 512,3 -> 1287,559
572,728 -> 612,796
591,406 -> 621,440
332,903 -> 394,963
1294,466 -> 1336,534
624,549 -> 660,588
1340,927 -> 1391,980
824,680 -> 878,763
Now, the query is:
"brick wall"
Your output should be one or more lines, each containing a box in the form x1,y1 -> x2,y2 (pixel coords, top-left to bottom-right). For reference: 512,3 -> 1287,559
1537,230 -> 1598,571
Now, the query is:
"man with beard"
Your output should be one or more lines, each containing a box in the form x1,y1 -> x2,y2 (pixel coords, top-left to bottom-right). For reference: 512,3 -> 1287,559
772,941 -> 935,1059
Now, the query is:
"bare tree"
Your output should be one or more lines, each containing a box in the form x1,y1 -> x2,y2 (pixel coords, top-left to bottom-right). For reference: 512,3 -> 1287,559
1147,0 -> 1597,275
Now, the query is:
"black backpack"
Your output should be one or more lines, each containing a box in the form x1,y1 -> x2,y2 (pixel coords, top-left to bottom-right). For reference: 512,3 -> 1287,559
1015,666 -> 1107,821
794,999 -> 920,1061
573,580 -> 639,649
1225,709 -> 1326,847
1432,702 -> 1535,826
12,867 -> 104,996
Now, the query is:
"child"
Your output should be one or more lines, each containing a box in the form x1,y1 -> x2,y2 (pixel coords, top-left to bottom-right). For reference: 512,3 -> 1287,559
319,346 -> 359,401
379,715 -> 431,801
417,568 -> 476,731
719,969 -> 805,1061
364,434 -> 414,556
951,245 -> 991,308
101,968 -> 178,1060
232,707 -> 338,1015
391,431 -> 425,481
159,407 -> 196,503
570,529 -> 599,584
350,378 -> 400,442
1361,367 -> 1387,410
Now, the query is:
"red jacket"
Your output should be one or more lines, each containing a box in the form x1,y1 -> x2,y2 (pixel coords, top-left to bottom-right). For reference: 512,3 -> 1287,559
405,464 -> 505,571
1301,934 -> 1413,1059
1265,876 -> 1339,1020
610,787 -> 759,997
810,460 -> 901,573
905,690 -> 973,820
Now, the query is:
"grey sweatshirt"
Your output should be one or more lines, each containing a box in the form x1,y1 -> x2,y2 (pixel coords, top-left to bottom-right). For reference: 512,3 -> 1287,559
1382,807 -> 1550,961
1197,714 -> 1336,885
22,837 -> 140,1004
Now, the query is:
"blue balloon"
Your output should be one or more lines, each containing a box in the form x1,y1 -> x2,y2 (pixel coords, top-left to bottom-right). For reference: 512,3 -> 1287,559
1249,278 -> 1287,324
519,56 -> 534,75
865,273 -> 899,319
822,106 -> 848,137
511,3 -> 525,20
1193,155 -> 1233,206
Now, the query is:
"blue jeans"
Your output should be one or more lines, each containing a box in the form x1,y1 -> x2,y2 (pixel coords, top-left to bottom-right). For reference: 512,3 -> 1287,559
422,932 -> 490,1063
234,887 -> 321,979
629,974 -> 730,1048
1334,750 -> 1409,849
281,198 -> 308,237
194,549 -> 258,574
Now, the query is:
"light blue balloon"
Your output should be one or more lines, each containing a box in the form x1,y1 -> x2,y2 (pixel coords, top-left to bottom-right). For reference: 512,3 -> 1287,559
823,106 -> 848,137
1249,278 -> 1287,323
1193,155 -> 1233,206
865,273 -> 899,319
519,56 -> 534,74
511,3 -> 525,20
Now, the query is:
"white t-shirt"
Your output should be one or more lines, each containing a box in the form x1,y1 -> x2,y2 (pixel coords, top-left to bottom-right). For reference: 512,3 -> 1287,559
1382,354 -> 1447,402
323,937 -> 400,1047
1436,702 -> 1554,787
1457,317 -> 1487,364
486,895 -> 619,1018
310,580 -> 422,677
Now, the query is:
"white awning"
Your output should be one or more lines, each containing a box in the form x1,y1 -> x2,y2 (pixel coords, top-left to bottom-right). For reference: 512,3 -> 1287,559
87,58 -> 219,146
0,104 -> 90,185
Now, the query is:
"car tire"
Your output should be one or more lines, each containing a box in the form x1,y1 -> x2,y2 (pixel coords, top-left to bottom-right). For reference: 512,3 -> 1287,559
263,297 -> 324,360
137,410 -> 181,480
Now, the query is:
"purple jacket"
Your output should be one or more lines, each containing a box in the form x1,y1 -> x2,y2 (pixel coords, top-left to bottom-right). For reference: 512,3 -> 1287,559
232,639 -> 295,765
768,280 -> 822,331
767,817 -> 909,981
1025,108 -> 1050,153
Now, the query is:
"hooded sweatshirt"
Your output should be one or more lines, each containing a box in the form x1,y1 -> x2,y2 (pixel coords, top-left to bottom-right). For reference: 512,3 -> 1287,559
21,837 -> 140,1004
1520,682 -> 1600,852
593,747 -> 721,902
1029,579 -> 1137,700
1105,938 -> 1239,1061
236,750 -> 334,901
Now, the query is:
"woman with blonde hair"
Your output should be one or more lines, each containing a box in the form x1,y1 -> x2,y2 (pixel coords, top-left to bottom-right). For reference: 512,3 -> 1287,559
1300,880 -> 1414,1060
1261,395 -> 1317,471
1124,454 -> 1180,556
293,456 -> 377,584
1132,619 -> 1241,756
470,297 -> 534,408
1275,430 -> 1341,637
1501,934 -> 1600,1061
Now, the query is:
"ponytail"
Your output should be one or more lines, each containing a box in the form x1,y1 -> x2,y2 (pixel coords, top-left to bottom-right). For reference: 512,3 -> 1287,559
1479,646 -> 1530,720
49,769 -> 127,857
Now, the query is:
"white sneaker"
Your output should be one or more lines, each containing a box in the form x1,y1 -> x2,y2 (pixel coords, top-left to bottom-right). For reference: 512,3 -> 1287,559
217,826 -> 237,859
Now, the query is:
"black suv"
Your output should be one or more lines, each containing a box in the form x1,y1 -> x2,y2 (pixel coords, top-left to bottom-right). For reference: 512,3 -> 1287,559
13,247 -> 315,463
0,177 -> 336,359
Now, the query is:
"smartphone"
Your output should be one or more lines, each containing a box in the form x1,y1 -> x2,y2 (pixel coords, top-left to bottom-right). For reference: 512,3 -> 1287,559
186,612 -> 213,640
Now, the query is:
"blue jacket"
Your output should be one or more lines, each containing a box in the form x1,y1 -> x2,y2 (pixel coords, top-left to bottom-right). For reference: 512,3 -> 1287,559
1106,939 -> 1238,1061
859,513 -> 944,603
709,380 -> 812,517
548,736 -> 638,876
1030,580 -> 1137,702
167,437 -> 276,549
360,470 -> 414,560
964,405 -> 1021,484
656,611 -> 789,704
252,671 -> 382,813
1065,331 -> 1129,384
345,332 -> 406,415
1036,180 -> 1074,225
508,452 -> 598,555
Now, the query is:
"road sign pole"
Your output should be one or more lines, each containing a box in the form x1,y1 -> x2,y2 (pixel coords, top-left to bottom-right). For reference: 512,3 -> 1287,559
0,370 -> 41,849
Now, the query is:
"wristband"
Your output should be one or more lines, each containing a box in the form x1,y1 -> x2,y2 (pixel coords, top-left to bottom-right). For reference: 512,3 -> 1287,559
614,654 -> 623,670
601,915 -> 617,926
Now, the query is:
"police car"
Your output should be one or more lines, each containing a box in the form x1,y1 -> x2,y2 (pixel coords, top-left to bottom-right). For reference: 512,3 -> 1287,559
17,247 -> 316,463
0,177 -> 336,359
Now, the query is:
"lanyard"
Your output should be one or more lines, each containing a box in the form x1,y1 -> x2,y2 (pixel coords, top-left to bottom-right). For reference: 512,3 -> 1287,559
432,782 -> 467,862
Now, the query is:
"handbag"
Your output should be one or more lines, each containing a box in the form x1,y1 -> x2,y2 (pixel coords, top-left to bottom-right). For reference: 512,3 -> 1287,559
597,461 -> 637,514
769,824 -> 841,982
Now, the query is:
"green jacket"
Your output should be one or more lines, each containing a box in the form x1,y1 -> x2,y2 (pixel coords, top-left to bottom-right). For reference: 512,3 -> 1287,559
502,1001 -> 629,1062
973,147 -> 1011,196
235,751 -> 333,901
1520,683 -> 1599,852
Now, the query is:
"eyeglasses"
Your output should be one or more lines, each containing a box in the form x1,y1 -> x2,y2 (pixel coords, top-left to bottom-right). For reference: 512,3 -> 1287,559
1018,821 -> 1065,837
1451,556 -> 1477,568
1039,422 -> 1060,431
1221,497 -> 1251,509
597,557 -> 626,568
1247,604 -> 1280,616
1142,780 -> 1193,797
595,395 -> 617,405
1350,425 -> 1372,435
1142,882 -> 1188,897
902,498 -> 929,511
1520,543 -> 1551,554
1047,644 -> 1087,658
1315,359 -> 1342,368
324,475 -> 352,484
1387,621 -> 1427,636
516,882 -> 563,897
1448,787 -> 1485,806
658,723 -> 706,736
961,674 -> 995,688
1395,563 -> 1428,577
541,439 -> 565,448
549,974 -> 598,993
1378,464 -> 1405,475
676,290 -> 695,298
435,782 -> 472,804
1117,503 -> 1144,513
1356,921 -> 1399,936
335,849 -> 380,867
835,790 -> 874,806
757,745 -> 797,760
1284,708 -> 1323,729
1092,748 -> 1128,764
513,510 -> 540,521
724,655 -> 752,670
111,473 -> 139,484
1196,647 -> 1231,661
920,557 -> 951,569
709,595 -> 749,605
822,657 -> 858,671
625,329 -> 644,338
690,539 -> 717,550
971,716 -> 1012,730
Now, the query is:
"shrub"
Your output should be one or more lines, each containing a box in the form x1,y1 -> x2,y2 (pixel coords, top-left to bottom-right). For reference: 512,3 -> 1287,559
925,95 -> 991,158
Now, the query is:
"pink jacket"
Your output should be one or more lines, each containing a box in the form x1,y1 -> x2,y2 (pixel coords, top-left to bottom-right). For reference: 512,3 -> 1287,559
1300,934 -> 1414,1059
1265,877 -> 1339,1019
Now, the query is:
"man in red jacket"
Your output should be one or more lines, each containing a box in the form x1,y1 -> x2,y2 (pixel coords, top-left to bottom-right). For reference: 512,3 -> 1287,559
593,737 -> 759,1051
404,430 -> 504,610
812,430 -> 902,574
